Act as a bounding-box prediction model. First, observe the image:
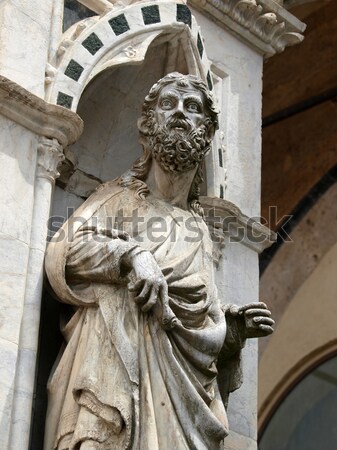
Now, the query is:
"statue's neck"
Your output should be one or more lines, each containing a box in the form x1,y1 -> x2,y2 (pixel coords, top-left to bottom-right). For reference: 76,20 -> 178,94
145,159 -> 197,210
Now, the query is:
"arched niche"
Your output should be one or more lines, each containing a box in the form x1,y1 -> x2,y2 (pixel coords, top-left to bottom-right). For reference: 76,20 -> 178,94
47,1 -> 213,111
47,1 -> 215,218
31,8 -> 216,447
65,33 -> 190,186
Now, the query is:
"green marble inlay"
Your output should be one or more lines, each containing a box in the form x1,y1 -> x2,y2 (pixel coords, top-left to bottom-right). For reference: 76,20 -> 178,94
57,92 -> 73,109
218,148 -> 223,168
82,32 -> 104,55
197,33 -> 203,58
176,4 -> 191,28
207,71 -> 213,91
64,59 -> 84,81
109,14 -> 130,36
142,5 -> 160,25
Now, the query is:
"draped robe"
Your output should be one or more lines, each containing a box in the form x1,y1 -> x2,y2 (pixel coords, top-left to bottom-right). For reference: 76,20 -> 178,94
44,180 -> 243,450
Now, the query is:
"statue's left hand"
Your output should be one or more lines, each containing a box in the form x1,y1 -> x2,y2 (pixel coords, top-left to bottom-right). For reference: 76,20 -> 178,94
229,302 -> 274,339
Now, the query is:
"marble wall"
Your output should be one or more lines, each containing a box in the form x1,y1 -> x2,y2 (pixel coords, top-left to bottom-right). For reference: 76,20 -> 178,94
0,116 -> 37,449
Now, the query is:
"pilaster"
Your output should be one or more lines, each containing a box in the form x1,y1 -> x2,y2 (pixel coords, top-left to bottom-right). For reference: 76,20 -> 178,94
0,75 -> 82,450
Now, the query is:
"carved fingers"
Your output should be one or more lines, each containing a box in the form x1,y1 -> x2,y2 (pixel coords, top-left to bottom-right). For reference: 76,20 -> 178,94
240,302 -> 275,338
127,251 -> 178,329
227,302 -> 275,339
130,278 -> 163,312
128,251 -> 167,312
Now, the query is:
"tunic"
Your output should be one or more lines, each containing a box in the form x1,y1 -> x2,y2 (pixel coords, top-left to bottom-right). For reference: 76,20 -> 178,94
44,180 -> 242,450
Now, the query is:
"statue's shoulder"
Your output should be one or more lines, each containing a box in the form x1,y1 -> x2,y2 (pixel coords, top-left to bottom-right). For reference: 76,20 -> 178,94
91,178 -> 125,202
73,178 -> 126,219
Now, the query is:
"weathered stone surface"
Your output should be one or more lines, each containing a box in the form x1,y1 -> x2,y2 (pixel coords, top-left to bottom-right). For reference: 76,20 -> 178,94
44,73 -> 274,450
0,76 -> 83,147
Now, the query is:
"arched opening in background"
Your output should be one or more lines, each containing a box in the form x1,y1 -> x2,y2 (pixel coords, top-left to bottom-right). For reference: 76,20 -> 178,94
259,353 -> 337,450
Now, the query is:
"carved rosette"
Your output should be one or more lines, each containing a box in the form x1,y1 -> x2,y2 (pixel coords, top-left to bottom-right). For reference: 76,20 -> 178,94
189,0 -> 306,57
37,137 -> 65,182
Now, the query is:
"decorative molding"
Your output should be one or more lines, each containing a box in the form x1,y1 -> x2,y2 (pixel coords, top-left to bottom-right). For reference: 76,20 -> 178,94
189,0 -> 306,57
46,1 -> 213,111
200,195 -> 277,253
37,138 -> 65,182
0,76 -> 83,147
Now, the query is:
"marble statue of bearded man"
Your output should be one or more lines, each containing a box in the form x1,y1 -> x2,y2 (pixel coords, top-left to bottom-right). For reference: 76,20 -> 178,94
44,72 -> 274,450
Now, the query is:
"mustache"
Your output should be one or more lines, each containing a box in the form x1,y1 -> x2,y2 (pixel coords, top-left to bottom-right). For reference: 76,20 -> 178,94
166,114 -> 192,131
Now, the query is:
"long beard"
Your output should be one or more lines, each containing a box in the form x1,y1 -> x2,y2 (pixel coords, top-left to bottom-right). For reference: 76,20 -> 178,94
149,118 -> 210,173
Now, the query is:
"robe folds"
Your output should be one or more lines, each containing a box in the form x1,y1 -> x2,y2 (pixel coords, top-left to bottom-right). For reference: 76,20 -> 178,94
44,180 -> 242,450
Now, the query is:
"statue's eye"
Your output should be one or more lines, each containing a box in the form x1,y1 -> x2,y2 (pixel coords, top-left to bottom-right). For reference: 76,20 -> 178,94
161,98 -> 174,109
187,102 -> 200,113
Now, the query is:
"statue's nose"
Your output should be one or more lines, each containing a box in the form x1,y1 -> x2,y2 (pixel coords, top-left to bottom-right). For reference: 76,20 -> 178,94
175,100 -> 185,115
173,110 -> 186,120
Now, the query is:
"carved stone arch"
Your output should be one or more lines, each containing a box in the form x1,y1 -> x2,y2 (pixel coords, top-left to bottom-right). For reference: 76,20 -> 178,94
46,1 -> 218,204
46,1 -> 214,112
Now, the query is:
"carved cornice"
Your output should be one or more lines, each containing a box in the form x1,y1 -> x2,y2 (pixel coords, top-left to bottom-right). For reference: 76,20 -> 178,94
189,0 -> 306,57
0,76 -> 83,147
200,195 -> 277,253
37,137 -> 65,182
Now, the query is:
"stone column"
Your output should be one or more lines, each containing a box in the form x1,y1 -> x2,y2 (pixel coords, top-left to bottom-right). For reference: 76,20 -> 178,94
9,138 -> 64,450
0,76 -> 83,450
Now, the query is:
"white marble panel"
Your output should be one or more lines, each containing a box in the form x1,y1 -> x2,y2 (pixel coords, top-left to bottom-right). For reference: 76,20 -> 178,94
216,238 -> 259,305
0,115 -> 37,244
216,238 -> 259,440
190,9 -> 263,218
0,0 -> 54,97
227,339 -> 258,440
0,337 -> 18,450
0,232 -> 29,345
9,346 -> 37,449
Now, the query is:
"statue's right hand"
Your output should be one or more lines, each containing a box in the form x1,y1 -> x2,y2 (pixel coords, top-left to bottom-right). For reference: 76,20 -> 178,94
127,251 -> 167,313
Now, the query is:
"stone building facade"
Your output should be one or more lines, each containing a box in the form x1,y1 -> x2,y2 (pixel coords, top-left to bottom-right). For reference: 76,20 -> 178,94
0,1 -> 305,449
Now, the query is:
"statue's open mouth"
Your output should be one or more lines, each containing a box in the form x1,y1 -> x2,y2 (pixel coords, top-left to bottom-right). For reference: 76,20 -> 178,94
169,120 -> 190,132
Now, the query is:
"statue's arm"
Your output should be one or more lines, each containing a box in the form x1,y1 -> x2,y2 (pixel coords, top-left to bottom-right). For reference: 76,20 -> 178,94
62,224 -> 174,326
65,225 -> 144,285
216,302 -> 274,405
45,220 -> 148,306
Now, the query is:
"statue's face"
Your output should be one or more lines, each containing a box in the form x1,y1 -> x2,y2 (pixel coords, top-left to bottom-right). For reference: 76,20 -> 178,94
154,83 -> 206,133
144,79 -> 212,174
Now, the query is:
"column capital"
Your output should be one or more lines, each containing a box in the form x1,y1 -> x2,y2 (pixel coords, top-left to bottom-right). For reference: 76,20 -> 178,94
37,137 -> 65,182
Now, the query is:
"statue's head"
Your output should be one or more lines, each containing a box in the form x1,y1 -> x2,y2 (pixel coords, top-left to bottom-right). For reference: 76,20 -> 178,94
119,73 -> 219,213
137,72 -> 219,173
